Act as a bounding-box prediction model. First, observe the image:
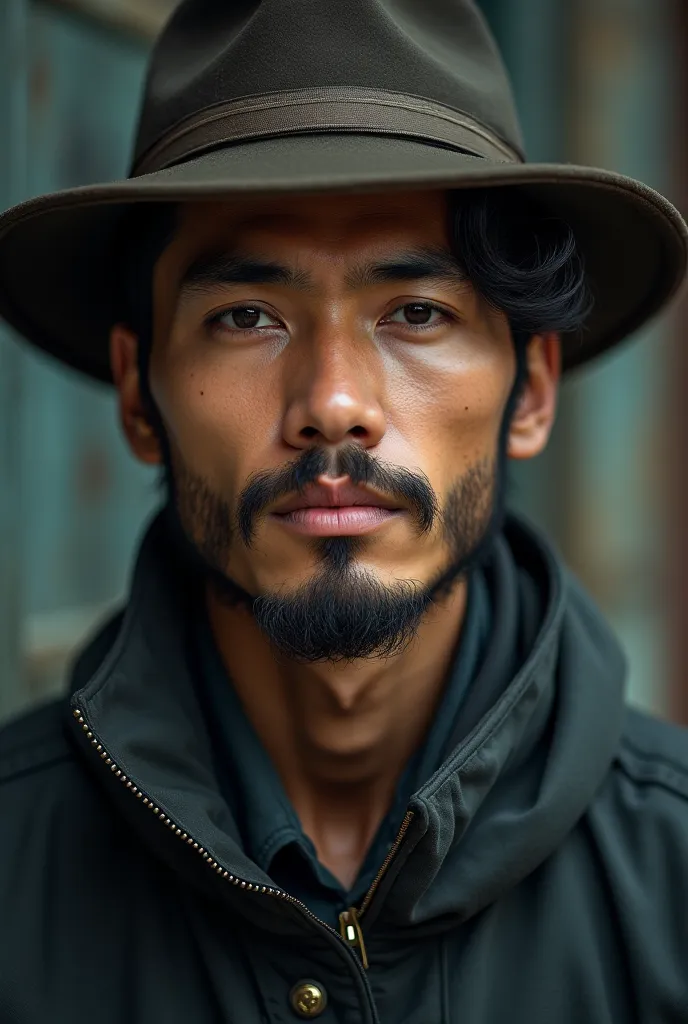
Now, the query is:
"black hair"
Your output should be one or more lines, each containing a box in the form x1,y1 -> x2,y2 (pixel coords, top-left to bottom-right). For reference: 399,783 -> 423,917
119,188 -> 592,430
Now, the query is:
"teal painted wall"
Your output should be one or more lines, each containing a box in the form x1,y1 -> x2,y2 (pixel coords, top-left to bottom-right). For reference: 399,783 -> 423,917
1,4 -> 156,711
22,7 -> 153,616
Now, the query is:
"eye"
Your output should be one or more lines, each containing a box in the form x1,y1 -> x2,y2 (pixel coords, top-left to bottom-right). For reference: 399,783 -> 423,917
206,305 -> 282,333
383,303 -> 453,329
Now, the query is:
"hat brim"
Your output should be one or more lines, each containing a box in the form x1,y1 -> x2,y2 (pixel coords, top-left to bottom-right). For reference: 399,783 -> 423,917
0,133 -> 685,383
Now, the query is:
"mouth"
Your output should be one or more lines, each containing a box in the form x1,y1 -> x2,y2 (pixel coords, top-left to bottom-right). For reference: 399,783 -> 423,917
270,480 -> 404,537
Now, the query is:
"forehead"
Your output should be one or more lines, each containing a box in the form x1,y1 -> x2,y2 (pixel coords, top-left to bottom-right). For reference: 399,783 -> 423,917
172,189 -> 450,256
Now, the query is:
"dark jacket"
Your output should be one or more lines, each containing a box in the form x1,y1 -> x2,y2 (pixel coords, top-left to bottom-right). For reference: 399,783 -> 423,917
2,514 -> 688,1024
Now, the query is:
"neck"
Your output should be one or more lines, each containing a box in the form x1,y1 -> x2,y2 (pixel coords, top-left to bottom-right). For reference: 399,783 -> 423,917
206,581 -> 468,888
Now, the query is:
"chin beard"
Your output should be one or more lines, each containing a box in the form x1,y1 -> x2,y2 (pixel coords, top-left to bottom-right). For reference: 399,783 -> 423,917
164,447 -> 504,665
252,558 -> 431,662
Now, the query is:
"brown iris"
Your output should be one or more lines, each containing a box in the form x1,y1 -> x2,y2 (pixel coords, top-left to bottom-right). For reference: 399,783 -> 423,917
402,303 -> 433,324
230,307 -> 262,329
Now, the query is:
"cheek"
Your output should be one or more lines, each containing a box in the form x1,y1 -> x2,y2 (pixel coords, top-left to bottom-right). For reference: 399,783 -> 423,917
389,343 -> 513,484
150,346 -> 277,484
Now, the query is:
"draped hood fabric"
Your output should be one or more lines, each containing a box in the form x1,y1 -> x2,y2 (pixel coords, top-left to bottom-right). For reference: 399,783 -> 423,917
188,558 -> 491,929
2,510 -> 688,1024
67,511 -> 624,929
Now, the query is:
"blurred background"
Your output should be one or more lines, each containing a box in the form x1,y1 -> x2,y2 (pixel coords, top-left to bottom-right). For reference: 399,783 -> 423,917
0,0 -> 687,726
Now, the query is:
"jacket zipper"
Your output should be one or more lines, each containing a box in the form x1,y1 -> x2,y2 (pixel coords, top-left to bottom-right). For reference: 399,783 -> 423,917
339,907 -> 369,968
357,809 -> 414,918
338,807 -> 414,967
73,705 -> 413,971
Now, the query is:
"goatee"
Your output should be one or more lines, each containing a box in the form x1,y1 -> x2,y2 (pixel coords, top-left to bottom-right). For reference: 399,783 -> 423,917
165,443 -> 504,664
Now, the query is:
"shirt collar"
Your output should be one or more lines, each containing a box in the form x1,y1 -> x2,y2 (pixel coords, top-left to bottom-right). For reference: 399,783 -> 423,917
191,569 -> 491,883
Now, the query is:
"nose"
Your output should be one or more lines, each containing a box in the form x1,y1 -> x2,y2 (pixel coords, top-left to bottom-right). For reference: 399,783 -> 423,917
282,328 -> 387,450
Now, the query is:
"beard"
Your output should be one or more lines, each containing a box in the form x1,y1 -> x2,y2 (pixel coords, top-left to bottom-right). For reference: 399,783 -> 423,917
162,440 -> 506,665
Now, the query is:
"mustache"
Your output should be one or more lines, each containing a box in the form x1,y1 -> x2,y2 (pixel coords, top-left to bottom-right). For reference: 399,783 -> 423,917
238,444 -> 440,546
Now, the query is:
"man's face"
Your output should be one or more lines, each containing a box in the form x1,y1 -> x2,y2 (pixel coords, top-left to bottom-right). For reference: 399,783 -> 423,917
113,190 -> 556,661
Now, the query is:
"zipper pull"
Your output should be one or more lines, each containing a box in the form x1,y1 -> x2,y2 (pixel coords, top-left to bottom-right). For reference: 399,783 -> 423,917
339,907 -> 369,969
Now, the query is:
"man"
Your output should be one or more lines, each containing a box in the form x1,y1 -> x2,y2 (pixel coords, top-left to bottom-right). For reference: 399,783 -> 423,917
0,0 -> 687,1021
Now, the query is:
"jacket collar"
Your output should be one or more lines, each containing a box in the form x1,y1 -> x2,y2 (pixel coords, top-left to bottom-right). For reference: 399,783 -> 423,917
375,521 -> 627,930
67,511 -> 626,933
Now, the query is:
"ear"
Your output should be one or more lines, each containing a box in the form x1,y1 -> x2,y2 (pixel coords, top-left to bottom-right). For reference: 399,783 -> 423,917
110,324 -> 162,466
507,333 -> 561,460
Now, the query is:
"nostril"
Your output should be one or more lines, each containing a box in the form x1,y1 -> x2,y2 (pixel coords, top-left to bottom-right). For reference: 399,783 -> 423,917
300,426 -> 319,439
350,426 -> 367,438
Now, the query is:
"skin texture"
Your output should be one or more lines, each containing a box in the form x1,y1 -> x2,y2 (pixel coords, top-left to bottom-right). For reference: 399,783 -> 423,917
111,189 -> 560,888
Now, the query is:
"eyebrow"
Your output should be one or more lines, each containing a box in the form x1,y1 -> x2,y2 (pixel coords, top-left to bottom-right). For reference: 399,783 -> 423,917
178,245 -> 468,298
179,253 -> 313,295
345,246 -> 468,290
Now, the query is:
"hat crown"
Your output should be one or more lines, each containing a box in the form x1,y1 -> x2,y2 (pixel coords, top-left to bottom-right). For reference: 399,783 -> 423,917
132,0 -> 525,171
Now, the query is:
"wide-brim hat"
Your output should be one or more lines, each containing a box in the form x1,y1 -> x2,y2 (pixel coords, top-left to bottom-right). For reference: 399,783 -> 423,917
0,0 -> 686,384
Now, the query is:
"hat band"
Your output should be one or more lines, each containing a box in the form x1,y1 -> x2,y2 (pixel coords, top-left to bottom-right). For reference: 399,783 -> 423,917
132,85 -> 523,176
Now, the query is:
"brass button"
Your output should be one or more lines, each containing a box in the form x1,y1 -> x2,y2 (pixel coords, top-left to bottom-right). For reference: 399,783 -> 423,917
289,979 -> 328,1018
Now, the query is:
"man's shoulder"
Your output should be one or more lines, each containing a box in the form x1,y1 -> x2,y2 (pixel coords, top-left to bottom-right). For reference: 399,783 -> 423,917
0,609 -> 125,789
577,707 -> 688,983
587,705 -> 688,883
0,697 -> 116,881
615,705 -> 688,803
0,696 -> 75,787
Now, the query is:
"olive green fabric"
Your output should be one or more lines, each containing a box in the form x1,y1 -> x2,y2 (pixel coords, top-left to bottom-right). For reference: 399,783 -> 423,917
0,0 -> 686,382
2,511 -> 688,1022
191,571 -> 490,928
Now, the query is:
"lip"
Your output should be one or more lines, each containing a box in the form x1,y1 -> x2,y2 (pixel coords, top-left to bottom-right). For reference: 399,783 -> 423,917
271,480 -> 402,515
270,479 -> 404,536
274,506 -> 402,536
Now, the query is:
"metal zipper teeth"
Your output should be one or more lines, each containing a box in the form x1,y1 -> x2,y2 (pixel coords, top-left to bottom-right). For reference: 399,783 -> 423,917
73,704 -> 412,951
72,706 -> 339,925
357,809 -> 414,918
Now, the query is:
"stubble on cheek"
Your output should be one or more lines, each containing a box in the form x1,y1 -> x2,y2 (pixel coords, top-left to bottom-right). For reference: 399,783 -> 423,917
170,446 -> 234,573
441,454 -> 498,556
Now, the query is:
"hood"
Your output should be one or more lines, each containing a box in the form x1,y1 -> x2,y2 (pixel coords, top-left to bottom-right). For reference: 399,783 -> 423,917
66,511 -> 626,934
374,517 -> 627,932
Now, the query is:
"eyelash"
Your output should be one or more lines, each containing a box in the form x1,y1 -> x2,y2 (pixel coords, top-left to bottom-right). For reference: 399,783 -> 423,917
204,302 -> 457,337
204,306 -> 275,335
